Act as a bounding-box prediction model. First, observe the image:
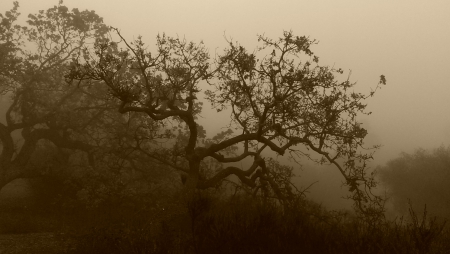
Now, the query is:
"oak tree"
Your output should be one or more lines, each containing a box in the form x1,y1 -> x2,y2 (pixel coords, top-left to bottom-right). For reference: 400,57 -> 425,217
0,1 -> 111,190
68,29 -> 386,212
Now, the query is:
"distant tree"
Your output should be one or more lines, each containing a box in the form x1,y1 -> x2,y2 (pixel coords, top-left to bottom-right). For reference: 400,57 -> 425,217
0,2 -> 198,213
68,28 -> 387,213
0,2 -> 22,89
378,146 -> 450,218
0,1 -> 113,191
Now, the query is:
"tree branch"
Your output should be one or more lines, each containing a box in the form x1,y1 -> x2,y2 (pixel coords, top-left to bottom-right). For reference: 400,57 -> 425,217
198,156 -> 263,189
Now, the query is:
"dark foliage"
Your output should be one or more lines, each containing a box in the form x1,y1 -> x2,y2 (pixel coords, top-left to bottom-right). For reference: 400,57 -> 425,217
60,192 -> 448,254
378,146 -> 450,220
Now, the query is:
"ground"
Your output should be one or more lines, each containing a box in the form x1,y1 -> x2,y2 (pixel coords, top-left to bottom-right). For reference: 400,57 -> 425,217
0,232 -> 73,253
0,179 -> 72,253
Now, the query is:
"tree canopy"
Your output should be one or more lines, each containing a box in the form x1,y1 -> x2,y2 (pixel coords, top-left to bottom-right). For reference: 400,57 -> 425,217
1,1 -> 386,214
67,25 -> 386,212
0,1 -> 122,190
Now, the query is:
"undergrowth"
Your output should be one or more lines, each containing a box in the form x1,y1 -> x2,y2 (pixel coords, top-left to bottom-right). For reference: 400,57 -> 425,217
59,192 -> 449,254
0,191 -> 448,253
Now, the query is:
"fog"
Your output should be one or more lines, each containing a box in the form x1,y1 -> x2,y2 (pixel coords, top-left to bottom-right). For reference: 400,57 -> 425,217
3,0 -> 450,211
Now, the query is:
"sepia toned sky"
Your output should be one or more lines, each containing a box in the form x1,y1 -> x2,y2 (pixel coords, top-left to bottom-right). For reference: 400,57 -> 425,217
3,0 -> 450,209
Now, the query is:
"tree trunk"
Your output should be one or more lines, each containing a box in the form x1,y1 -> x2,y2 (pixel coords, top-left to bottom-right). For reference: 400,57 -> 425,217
184,159 -> 201,191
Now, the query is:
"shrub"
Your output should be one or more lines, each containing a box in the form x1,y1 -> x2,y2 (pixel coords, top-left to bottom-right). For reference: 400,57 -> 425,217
378,146 -> 450,220
58,191 -> 450,253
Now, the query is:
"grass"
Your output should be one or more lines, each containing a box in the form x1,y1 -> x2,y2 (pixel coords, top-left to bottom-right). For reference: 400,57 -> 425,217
0,191 -> 449,253
0,196 -> 60,234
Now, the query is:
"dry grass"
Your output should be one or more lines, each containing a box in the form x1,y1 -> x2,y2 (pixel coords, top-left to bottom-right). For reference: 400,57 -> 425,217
0,191 -> 449,253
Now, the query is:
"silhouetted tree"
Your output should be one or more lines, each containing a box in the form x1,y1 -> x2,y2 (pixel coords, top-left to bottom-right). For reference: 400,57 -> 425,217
68,27 -> 387,212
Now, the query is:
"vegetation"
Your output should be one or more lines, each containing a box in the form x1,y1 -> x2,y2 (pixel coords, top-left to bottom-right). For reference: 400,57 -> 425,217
0,190 -> 449,253
378,146 -> 450,220
1,1 -> 448,253
67,11 -> 387,214
0,0 -> 110,190
1,0 -> 387,210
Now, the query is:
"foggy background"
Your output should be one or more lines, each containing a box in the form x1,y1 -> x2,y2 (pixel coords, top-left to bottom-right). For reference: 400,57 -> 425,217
1,0 -> 450,211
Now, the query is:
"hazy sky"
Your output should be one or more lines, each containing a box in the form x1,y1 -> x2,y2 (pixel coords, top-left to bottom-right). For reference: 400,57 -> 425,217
2,0 -> 450,209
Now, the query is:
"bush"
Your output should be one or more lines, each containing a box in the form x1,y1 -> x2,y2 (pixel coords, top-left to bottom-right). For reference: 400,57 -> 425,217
64,198 -> 190,254
0,209 -> 39,234
64,191 -> 450,254
0,204 -> 57,234
378,146 -> 450,220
